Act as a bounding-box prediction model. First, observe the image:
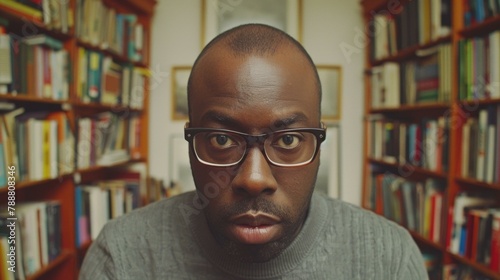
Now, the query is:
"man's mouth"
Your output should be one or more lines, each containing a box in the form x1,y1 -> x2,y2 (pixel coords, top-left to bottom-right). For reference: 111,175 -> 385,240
228,212 -> 281,244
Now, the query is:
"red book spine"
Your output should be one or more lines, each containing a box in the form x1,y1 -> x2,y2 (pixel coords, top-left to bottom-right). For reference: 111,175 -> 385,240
490,214 -> 500,272
416,78 -> 439,91
429,194 -> 436,241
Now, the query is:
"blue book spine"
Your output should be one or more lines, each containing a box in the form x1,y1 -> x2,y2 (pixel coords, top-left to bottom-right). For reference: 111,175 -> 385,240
459,226 -> 467,256
416,64 -> 439,81
75,186 -> 82,246
0,142 -> 6,187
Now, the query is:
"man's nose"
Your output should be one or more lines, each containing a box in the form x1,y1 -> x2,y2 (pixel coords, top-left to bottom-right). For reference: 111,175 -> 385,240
231,147 -> 278,197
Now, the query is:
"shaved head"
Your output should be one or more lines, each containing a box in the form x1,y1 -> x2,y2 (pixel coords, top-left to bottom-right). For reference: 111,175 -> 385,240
187,24 -> 321,120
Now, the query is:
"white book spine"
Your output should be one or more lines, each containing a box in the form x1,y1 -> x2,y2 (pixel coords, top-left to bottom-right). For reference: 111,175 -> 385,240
485,125 -> 496,183
476,110 -> 488,181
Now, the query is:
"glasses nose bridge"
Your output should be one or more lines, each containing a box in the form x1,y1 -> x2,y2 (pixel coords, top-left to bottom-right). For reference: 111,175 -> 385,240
242,133 -> 270,158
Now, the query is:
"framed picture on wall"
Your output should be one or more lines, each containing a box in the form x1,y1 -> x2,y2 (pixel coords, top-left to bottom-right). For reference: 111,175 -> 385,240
169,134 -> 196,193
201,0 -> 303,48
316,124 -> 341,199
317,65 -> 342,122
171,66 -> 192,120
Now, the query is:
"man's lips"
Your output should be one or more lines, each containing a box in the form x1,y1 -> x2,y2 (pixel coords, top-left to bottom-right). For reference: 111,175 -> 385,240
227,213 -> 281,244
229,212 -> 281,227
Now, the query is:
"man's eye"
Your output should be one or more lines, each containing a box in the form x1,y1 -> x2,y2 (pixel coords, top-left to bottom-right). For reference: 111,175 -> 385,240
275,134 -> 301,149
209,134 -> 236,148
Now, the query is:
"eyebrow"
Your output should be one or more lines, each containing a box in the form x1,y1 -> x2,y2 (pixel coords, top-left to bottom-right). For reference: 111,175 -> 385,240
201,110 -> 309,130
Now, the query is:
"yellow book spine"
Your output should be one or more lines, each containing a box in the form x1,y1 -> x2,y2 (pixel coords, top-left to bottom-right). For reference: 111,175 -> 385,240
0,0 -> 42,21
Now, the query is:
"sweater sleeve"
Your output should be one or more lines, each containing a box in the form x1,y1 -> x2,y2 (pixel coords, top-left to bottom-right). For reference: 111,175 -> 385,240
79,225 -> 117,280
396,230 -> 429,280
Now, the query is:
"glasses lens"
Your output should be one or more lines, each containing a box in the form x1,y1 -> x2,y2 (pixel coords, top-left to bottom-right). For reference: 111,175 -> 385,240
265,131 -> 317,166
193,131 -> 246,165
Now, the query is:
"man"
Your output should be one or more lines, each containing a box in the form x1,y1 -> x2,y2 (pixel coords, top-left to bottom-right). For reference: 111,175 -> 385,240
80,24 -> 427,279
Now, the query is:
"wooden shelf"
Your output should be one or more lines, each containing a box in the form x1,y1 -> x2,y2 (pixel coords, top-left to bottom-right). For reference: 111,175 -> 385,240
455,177 -> 500,192
26,250 -> 73,280
460,15 -> 500,38
76,40 -> 147,67
459,98 -> 500,107
370,103 -> 450,114
361,0 -> 500,278
449,252 -> 500,280
72,102 -> 143,115
0,157 -> 146,194
0,174 -> 72,194
408,229 -> 444,251
75,157 -> 146,177
368,158 -> 448,179
1,0 -> 155,279
370,35 -> 452,67
0,94 -> 68,105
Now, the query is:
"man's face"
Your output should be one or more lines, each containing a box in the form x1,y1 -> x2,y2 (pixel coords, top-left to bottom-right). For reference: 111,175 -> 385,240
188,45 -> 321,262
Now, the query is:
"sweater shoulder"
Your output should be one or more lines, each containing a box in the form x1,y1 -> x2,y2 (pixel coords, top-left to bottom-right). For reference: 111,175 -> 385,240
323,195 -> 409,237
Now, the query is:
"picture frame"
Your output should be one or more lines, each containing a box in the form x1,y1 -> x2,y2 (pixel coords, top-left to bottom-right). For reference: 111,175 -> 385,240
317,65 -> 342,122
316,124 -> 341,199
171,66 -> 192,120
201,0 -> 303,48
169,134 -> 196,193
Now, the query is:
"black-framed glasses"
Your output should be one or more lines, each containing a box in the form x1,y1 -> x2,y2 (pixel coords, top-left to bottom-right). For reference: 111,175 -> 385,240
184,124 -> 326,167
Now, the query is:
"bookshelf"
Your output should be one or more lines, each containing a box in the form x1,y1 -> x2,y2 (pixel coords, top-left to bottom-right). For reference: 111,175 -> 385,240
361,0 -> 500,279
0,0 -> 156,279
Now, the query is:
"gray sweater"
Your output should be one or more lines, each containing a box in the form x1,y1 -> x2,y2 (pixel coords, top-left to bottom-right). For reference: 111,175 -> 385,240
79,191 -> 428,280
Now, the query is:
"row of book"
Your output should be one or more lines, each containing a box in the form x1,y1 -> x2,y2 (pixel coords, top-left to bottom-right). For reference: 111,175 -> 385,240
76,112 -> 142,170
458,31 -> 500,101
464,0 -> 500,27
75,175 -> 141,246
76,0 -> 148,63
368,116 -> 449,173
370,44 -> 452,108
366,171 -> 446,244
448,193 -> 500,272
0,0 -> 72,32
76,47 -> 148,108
0,201 -> 62,279
0,107 -> 142,187
0,109 -> 75,184
369,0 -> 451,61
461,105 -> 500,183
0,32 -> 70,99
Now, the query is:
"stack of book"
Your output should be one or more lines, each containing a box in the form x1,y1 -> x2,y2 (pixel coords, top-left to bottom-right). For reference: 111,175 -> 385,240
0,201 -> 62,279
0,110 -> 75,184
463,0 -> 500,27
0,33 -> 69,98
366,170 -> 446,244
369,0 -> 452,61
76,0 -> 147,64
368,116 -> 449,172
76,112 -> 143,169
370,44 -> 451,107
458,31 -> 500,101
460,105 -> 500,183
0,0 -> 72,32
448,193 -> 499,272
75,173 -> 141,247
76,48 -> 149,109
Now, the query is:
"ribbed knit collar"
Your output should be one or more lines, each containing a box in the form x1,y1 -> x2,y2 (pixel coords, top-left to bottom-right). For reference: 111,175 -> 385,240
190,192 -> 328,279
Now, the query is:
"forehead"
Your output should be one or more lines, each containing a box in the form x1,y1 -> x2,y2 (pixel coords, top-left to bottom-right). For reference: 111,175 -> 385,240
189,45 -> 319,130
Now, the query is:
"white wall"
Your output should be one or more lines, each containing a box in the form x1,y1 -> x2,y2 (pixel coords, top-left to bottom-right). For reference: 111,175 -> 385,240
149,0 -> 365,205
